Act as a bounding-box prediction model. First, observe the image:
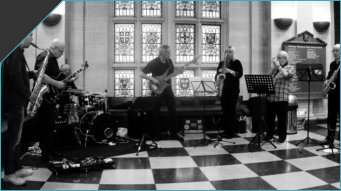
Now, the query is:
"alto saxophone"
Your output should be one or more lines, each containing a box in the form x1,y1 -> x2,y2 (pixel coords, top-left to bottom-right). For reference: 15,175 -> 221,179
27,43 -> 50,117
216,59 -> 227,97
323,64 -> 340,95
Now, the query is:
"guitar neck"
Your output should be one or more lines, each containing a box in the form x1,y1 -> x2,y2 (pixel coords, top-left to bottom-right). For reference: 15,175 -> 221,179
62,67 -> 85,83
164,61 -> 194,81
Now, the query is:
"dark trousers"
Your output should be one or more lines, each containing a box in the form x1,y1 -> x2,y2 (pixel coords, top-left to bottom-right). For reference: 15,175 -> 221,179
327,91 -> 340,139
36,101 -> 57,156
221,93 -> 239,136
4,105 -> 24,175
266,101 -> 288,140
152,87 -> 178,137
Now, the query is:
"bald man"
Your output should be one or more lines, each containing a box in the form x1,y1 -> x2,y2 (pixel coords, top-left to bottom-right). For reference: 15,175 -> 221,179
34,39 -> 65,161
266,51 -> 295,144
59,64 -> 77,89
320,44 -> 340,145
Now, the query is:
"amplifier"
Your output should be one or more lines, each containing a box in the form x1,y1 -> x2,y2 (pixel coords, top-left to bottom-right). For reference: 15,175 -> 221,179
183,118 -> 204,134
55,113 -> 68,126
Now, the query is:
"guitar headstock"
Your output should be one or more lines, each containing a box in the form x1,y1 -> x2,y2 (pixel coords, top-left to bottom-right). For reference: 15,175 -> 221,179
81,62 -> 89,69
191,55 -> 202,65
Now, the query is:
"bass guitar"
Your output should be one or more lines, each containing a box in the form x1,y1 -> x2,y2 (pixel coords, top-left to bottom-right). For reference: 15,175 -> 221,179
149,55 -> 201,95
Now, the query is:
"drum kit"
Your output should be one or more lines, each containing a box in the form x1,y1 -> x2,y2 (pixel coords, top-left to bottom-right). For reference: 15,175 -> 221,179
55,89 -> 119,147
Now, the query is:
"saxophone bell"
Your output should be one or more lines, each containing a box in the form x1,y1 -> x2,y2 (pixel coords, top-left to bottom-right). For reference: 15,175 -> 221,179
217,73 -> 226,80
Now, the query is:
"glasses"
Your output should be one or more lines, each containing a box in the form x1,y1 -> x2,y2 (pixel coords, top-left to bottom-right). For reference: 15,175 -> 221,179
55,47 -> 64,54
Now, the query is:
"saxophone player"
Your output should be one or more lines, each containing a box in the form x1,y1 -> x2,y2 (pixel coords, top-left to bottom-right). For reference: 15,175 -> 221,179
1,34 -> 35,185
215,46 -> 243,138
319,44 -> 340,145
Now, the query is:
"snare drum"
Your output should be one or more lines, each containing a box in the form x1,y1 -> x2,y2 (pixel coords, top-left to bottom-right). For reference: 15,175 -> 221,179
79,94 -> 95,108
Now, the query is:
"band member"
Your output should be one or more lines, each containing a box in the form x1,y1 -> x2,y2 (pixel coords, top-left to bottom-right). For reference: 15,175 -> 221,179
215,46 -> 243,138
59,64 -> 77,89
320,44 -> 340,145
34,39 -> 65,161
140,45 -> 184,139
266,51 -> 295,143
21,63 -> 77,152
1,34 -> 34,185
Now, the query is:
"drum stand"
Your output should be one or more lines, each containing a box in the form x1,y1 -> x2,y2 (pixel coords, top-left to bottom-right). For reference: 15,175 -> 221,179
136,111 -> 161,156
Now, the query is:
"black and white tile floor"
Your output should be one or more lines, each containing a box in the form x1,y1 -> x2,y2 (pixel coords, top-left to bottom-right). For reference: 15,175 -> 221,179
1,124 -> 340,190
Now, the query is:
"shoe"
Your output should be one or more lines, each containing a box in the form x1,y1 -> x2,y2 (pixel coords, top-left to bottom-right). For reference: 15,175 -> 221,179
3,174 -> 26,186
15,168 -> 33,178
319,138 -> 334,145
264,135 -> 273,142
277,138 -> 286,144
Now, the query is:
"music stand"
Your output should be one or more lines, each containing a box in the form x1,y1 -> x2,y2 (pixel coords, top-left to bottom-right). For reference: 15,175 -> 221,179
189,80 -> 216,145
132,97 -> 162,156
245,75 -> 276,151
295,64 -> 324,150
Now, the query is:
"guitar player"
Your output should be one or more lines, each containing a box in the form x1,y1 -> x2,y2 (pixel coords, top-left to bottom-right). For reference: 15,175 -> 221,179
140,44 -> 185,139
33,39 -> 66,161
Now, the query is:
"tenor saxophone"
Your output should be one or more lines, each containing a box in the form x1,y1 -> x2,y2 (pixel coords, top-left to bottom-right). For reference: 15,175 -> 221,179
26,43 -> 50,116
216,60 -> 227,97
323,64 -> 340,95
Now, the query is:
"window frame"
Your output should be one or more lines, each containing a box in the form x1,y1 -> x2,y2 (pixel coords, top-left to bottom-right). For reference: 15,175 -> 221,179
109,1 -> 228,97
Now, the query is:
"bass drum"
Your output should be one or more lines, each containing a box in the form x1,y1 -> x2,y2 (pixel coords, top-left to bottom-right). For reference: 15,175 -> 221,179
79,112 -> 117,144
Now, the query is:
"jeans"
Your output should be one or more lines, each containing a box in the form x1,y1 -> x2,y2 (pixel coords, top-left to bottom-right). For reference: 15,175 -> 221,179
37,101 -> 57,156
4,105 -> 24,175
152,87 -> 178,137
266,101 -> 288,140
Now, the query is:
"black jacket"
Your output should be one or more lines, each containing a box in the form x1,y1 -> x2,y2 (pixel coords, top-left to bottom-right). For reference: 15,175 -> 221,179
327,60 -> 340,95
215,59 -> 243,96
2,47 -> 33,109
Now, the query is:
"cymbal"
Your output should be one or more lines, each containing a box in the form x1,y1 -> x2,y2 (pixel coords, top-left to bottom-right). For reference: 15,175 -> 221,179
63,89 -> 88,95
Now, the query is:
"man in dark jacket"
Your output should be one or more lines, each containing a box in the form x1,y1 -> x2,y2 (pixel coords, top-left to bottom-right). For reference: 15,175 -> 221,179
34,39 -> 65,161
1,34 -> 35,185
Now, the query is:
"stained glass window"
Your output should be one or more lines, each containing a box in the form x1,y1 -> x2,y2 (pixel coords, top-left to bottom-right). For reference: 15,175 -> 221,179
176,1 -> 195,17
142,73 -> 152,96
202,70 -> 217,81
142,1 -> 161,17
142,24 -> 162,62
202,1 -> 220,19
176,70 -> 194,97
202,25 -> 220,63
201,70 -> 218,96
175,24 -> 195,63
114,1 -> 135,17
114,24 -> 135,63
114,70 -> 134,97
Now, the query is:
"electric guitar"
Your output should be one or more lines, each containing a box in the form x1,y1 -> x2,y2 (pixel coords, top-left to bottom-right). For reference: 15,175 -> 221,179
49,62 -> 89,99
149,55 -> 201,95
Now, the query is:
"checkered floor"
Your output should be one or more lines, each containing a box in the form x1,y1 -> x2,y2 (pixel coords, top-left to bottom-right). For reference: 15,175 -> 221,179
2,125 -> 340,190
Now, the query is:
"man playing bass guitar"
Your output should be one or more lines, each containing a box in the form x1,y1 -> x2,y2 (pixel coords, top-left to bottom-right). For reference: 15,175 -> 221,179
140,44 -> 200,139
